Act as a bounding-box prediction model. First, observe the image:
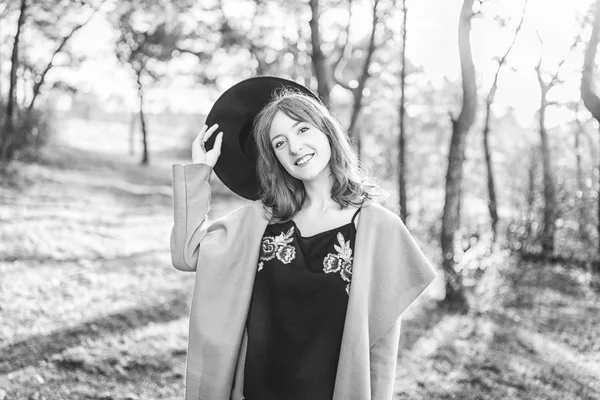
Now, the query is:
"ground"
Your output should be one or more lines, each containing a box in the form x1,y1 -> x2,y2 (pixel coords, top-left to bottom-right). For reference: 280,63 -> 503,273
0,117 -> 599,400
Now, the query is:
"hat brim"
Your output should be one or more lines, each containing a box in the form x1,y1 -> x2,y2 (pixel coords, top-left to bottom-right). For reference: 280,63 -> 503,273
204,76 -> 320,200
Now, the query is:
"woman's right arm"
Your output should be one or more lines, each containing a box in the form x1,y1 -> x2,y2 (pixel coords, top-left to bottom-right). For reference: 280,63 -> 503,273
170,124 -> 223,272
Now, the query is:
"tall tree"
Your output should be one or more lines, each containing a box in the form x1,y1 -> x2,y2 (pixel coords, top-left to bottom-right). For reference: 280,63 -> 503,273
4,0 -> 27,133
334,0 -> 381,155
0,2 -> 17,97
1,0 -> 27,162
308,0 -> 332,106
27,1 -> 103,113
534,32 -> 579,256
398,0 -> 408,222
440,0 -> 477,308
572,103 -> 588,241
113,1 -> 184,165
581,0 -> 600,264
481,0 -> 527,243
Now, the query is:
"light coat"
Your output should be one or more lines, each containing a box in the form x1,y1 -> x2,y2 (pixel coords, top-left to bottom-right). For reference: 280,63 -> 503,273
170,163 -> 437,400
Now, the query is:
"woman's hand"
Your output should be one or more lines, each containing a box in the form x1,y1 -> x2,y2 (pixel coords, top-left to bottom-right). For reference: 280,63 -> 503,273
192,124 -> 223,167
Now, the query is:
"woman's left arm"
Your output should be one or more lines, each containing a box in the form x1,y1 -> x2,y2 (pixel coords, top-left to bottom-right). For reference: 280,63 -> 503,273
370,317 -> 402,399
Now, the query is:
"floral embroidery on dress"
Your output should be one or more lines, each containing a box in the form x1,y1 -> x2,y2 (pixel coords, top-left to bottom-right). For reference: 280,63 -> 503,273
323,232 -> 353,295
257,226 -> 297,271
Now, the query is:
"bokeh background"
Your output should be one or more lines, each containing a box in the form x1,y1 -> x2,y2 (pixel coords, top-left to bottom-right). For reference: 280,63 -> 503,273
1,0 -> 599,399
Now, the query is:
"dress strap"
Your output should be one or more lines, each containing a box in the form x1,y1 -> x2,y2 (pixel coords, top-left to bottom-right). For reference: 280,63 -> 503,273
351,207 -> 362,225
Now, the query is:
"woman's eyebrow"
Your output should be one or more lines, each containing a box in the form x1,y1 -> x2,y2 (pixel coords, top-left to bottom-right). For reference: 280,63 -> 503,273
270,121 -> 303,142
271,134 -> 285,142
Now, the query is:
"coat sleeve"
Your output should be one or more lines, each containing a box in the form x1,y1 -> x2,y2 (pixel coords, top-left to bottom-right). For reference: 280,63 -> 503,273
170,163 -> 213,272
370,317 -> 402,400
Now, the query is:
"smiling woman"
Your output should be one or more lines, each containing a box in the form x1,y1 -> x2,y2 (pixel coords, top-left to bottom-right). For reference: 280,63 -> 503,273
252,88 -> 374,223
169,76 -> 437,400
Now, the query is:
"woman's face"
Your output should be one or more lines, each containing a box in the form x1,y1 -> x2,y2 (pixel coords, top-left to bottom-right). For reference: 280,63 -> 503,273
269,110 -> 332,183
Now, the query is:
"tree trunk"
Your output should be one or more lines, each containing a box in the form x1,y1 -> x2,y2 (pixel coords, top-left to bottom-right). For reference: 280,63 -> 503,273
574,124 -> 587,240
482,122 -> 499,241
136,70 -> 149,166
308,0 -> 331,106
440,0 -> 477,309
525,149 -> 538,251
1,0 -> 27,162
346,0 -> 379,158
5,0 -> 27,131
398,0 -> 408,222
537,88 -> 556,257
129,111 -> 137,156
481,1 -> 526,243
581,0 -> 600,262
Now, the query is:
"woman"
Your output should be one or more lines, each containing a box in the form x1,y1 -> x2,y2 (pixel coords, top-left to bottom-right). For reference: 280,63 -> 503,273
170,77 -> 436,400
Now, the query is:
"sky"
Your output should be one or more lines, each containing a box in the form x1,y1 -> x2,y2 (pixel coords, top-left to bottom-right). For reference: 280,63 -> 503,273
16,0 -> 597,128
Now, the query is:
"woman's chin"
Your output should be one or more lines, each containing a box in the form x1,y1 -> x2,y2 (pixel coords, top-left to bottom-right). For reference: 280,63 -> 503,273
296,168 -> 329,184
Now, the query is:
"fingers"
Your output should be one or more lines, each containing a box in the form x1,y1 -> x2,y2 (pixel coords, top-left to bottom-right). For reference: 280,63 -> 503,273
194,124 -> 207,143
203,124 -> 220,143
213,132 -> 223,155
193,124 -> 218,143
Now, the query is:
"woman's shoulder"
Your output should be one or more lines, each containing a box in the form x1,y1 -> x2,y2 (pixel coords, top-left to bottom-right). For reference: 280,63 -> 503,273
362,201 -> 401,222
211,200 -> 270,225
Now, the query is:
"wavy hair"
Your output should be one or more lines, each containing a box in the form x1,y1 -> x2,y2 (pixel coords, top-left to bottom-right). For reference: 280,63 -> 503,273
253,88 -> 382,221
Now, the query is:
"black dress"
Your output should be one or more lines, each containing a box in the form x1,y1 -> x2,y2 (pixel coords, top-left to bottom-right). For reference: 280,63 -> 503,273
243,207 -> 361,400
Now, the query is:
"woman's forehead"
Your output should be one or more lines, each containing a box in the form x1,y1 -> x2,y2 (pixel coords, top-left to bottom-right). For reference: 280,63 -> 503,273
269,111 -> 303,138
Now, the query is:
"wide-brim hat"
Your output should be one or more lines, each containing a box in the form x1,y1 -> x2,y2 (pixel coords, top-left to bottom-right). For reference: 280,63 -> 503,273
204,76 -> 320,200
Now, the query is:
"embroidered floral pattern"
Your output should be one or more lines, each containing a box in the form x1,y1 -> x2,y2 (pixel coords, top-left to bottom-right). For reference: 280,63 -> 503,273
258,226 -> 296,271
257,226 -> 354,295
323,232 -> 353,295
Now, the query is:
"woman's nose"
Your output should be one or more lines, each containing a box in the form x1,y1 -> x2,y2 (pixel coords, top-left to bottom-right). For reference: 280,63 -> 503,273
288,138 -> 303,154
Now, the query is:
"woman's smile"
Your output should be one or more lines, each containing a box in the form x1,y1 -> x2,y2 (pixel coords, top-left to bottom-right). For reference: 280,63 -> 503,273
294,153 -> 314,166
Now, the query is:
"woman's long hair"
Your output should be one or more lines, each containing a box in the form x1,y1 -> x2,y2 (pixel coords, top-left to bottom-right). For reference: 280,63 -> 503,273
253,88 -> 382,221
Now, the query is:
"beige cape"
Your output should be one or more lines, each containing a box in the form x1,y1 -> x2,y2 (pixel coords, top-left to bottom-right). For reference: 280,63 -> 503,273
170,163 -> 437,400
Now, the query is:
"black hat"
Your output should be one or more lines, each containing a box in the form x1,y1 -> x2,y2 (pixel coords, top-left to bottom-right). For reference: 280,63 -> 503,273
204,76 -> 320,200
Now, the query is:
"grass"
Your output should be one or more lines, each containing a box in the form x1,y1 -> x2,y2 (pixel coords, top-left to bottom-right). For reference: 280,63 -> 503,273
1,116 -> 599,399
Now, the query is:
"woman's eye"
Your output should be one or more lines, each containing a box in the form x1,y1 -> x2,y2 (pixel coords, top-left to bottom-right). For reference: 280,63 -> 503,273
298,127 -> 309,134
275,141 -> 285,149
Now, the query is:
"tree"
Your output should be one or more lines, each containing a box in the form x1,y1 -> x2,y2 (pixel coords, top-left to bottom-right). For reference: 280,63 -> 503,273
581,0 -> 600,265
1,0 -> 104,162
398,0 -> 408,222
2,0 -> 27,157
534,32 -> 580,257
480,0 -> 527,243
113,1 -> 186,165
334,0 -> 381,155
27,1 -> 103,113
308,0 -> 333,106
0,1 -> 19,99
571,102 -> 589,242
440,0 -> 477,309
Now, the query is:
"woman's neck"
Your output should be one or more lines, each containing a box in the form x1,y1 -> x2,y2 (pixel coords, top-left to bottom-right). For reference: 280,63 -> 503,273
302,173 -> 338,212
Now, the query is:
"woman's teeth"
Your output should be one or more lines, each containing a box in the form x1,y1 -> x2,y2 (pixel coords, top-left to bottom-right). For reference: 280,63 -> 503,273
295,154 -> 314,166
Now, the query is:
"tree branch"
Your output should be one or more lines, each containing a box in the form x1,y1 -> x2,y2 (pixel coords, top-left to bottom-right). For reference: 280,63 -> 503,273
28,2 -> 105,111
485,0 -> 527,106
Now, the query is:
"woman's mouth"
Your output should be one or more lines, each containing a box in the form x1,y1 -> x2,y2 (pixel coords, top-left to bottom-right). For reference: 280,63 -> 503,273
294,154 -> 314,166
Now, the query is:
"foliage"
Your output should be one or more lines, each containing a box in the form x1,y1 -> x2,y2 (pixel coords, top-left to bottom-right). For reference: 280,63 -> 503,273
112,0 -> 188,78
506,120 -> 599,263
0,102 -> 54,164
0,0 -> 103,164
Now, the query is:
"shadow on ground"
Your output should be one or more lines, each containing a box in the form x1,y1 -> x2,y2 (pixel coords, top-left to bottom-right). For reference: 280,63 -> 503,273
0,292 -> 189,375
